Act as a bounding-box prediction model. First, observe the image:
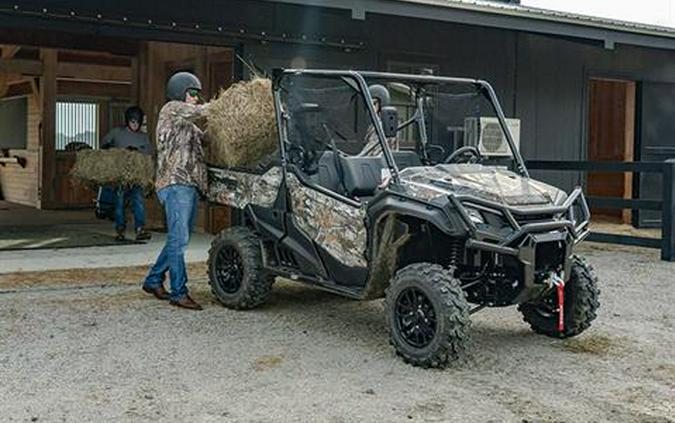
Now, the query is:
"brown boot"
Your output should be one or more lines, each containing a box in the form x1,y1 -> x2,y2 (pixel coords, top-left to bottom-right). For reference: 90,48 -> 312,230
115,229 -> 126,241
142,285 -> 170,300
170,295 -> 203,310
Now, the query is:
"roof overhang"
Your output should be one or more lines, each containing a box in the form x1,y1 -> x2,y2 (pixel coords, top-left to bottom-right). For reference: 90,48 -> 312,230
263,0 -> 675,51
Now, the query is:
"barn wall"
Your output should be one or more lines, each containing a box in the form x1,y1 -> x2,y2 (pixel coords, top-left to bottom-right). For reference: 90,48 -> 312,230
0,93 -> 41,207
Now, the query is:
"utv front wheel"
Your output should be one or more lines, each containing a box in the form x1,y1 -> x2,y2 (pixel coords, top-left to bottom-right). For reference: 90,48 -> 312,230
519,255 -> 600,338
208,227 -> 274,310
384,263 -> 471,368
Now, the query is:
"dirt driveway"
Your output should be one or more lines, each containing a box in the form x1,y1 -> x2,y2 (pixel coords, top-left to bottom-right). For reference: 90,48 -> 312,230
0,244 -> 673,422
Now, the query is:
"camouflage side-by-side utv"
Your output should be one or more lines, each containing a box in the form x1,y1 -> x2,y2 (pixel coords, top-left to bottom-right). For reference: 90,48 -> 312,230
206,69 -> 600,368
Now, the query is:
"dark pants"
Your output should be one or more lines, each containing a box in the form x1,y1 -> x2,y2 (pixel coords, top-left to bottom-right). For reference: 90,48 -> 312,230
114,185 -> 146,232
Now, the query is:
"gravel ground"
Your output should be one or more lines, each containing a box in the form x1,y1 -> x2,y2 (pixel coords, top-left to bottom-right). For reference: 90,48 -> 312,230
0,244 -> 673,423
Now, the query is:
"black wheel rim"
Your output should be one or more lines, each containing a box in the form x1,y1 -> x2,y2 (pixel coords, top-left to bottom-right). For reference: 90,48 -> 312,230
215,245 -> 244,294
533,289 -> 559,319
395,287 -> 437,348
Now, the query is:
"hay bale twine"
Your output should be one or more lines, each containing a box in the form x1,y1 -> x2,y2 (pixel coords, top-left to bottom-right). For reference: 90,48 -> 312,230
71,149 -> 155,190
206,78 -> 277,168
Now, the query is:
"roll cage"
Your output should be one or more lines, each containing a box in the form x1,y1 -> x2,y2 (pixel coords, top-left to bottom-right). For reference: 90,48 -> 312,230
271,68 -> 530,181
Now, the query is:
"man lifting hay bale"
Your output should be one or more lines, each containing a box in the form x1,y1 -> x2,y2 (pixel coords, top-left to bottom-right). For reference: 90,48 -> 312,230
143,71 -> 211,311
139,73 -> 276,310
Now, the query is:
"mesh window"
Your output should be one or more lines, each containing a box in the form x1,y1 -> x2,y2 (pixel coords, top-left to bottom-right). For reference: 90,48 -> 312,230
56,101 -> 100,151
279,74 -> 375,160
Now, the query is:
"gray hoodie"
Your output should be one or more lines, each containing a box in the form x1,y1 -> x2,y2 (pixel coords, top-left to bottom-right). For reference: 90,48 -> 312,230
101,127 -> 152,155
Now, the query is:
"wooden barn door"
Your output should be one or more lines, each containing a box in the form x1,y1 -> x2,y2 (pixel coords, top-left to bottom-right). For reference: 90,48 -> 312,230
587,78 -> 636,224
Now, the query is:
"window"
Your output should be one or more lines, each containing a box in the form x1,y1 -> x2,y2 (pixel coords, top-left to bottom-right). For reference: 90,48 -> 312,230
56,101 -> 100,150
0,97 -> 28,149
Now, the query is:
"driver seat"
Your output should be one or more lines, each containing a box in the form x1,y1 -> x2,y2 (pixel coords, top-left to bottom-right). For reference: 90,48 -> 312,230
338,155 -> 386,198
316,151 -> 386,199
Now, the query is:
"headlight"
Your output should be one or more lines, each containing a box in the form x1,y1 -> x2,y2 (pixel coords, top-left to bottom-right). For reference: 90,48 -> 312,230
465,207 -> 485,224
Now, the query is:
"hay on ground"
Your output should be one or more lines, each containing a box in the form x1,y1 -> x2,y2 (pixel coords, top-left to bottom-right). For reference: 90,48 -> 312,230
71,149 -> 155,190
561,335 -> 617,355
206,78 -> 277,168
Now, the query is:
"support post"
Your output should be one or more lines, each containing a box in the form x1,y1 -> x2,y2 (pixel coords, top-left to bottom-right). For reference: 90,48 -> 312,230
39,48 -> 57,209
662,159 -> 675,261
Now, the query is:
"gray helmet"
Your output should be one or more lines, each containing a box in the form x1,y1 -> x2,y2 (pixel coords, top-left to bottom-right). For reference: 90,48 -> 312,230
368,84 -> 390,107
166,71 -> 202,101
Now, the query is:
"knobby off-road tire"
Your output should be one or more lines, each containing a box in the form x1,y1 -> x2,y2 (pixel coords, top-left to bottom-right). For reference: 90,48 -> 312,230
208,227 -> 274,310
384,263 -> 471,368
519,255 -> 600,338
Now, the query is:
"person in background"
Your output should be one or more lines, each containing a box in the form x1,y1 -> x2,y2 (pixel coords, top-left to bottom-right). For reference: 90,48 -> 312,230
359,84 -> 400,156
101,106 -> 152,242
142,72 -> 210,310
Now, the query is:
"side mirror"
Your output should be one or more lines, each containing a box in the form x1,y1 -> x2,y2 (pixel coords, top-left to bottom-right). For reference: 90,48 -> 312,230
380,106 -> 399,139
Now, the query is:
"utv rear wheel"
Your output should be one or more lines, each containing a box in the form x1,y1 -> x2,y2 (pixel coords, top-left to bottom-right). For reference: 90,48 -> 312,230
384,263 -> 471,368
208,227 -> 274,310
519,255 -> 600,338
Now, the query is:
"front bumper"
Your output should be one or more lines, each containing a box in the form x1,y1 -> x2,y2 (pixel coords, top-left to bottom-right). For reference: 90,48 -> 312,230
453,188 -> 591,303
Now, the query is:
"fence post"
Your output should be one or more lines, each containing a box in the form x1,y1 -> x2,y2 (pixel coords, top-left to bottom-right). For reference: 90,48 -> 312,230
662,159 -> 675,261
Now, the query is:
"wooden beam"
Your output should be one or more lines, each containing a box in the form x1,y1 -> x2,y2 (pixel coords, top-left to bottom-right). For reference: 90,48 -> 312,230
3,73 -> 28,84
1,45 -> 21,59
1,80 -> 33,99
57,80 -> 131,98
0,58 -> 43,75
39,48 -> 57,209
0,59 -> 133,82
58,50 -> 132,67
56,62 -> 132,83
0,28 -> 140,56
30,77 -> 40,106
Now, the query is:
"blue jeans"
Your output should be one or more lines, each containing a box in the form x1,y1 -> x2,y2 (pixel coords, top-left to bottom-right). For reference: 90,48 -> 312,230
144,185 -> 199,301
115,185 -> 146,232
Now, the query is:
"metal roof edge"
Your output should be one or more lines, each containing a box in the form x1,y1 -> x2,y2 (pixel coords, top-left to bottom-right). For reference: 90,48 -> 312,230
262,0 -> 675,50
412,0 -> 675,39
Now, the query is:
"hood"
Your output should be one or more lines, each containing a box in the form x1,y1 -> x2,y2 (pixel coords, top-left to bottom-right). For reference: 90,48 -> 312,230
398,164 -> 567,208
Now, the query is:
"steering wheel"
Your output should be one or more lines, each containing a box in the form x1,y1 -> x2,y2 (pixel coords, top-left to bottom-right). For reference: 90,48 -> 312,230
444,146 -> 483,164
424,144 -> 446,164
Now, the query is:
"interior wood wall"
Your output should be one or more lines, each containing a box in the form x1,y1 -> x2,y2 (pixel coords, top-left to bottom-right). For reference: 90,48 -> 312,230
0,92 -> 41,206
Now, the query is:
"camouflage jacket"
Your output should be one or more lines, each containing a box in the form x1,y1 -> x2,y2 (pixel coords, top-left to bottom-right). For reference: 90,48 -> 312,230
154,101 -> 210,193
358,122 -> 399,156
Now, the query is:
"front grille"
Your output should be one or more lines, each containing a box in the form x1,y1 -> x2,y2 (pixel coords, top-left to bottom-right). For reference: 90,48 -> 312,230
514,213 -> 555,226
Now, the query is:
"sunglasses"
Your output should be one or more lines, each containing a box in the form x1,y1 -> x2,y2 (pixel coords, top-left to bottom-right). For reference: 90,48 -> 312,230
187,88 -> 201,97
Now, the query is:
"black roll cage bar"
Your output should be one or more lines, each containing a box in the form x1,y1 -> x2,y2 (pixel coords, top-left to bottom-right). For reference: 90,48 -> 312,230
272,68 -> 530,182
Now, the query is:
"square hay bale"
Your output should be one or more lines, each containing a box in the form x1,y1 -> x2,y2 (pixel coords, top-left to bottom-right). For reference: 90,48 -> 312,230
71,149 -> 155,190
206,78 -> 278,168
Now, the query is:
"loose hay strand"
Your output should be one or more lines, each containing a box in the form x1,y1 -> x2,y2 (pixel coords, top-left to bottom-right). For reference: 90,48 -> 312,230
206,78 -> 277,168
71,149 -> 155,190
